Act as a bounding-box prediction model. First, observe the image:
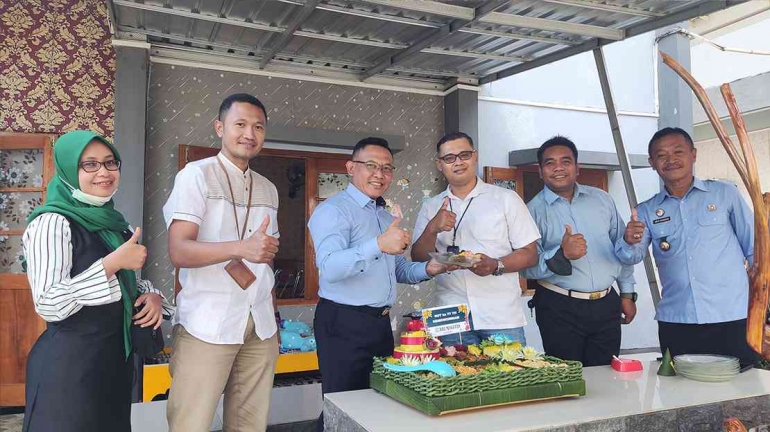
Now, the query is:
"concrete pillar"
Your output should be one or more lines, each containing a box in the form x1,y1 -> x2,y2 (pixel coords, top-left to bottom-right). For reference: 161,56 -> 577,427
657,24 -> 694,135
444,86 -> 479,146
112,42 -> 150,230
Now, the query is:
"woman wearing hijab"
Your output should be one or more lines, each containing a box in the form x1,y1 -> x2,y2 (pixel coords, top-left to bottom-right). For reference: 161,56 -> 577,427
21,130 -> 174,432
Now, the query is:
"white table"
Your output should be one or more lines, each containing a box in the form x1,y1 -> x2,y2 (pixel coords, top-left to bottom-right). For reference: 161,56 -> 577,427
324,353 -> 770,431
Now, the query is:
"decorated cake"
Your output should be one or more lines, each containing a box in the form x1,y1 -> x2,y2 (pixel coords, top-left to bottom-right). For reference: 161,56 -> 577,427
373,333 -> 586,416
392,315 -> 441,362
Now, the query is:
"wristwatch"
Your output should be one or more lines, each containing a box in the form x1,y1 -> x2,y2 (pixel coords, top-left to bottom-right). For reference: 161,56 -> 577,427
620,292 -> 638,302
492,260 -> 505,276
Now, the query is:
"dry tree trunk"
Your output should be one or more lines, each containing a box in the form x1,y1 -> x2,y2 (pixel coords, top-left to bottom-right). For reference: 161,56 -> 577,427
660,52 -> 770,359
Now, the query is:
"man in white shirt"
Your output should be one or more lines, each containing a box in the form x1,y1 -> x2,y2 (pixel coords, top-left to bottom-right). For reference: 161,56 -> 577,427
163,93 -> 280,432
412,132 -> 540,346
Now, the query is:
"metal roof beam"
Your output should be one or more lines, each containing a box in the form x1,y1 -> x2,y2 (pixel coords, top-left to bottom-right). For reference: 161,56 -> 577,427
361,0 -> 474,19
149,45 -> 452,91
135,28 -> 476,78
459,27 -> 581,45
293,31 -> 405,48
540,0 -> 665,18
483,12 -> 624,39
208,0 -> 236,42
106,0 -> 119,36
259,1 -> 320,69
113,0 -> 284,33
317,3 -> 442,28
422,47 -> 529,62
121,25 -> 373,68
185,0 -> 203,38
480,0 -> 734,84
114,0 -> 408,49
360,0 -> 625,39
363,0 -> 510,79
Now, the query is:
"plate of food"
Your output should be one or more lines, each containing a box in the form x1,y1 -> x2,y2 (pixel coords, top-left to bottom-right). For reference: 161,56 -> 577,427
429,250 -> 482,268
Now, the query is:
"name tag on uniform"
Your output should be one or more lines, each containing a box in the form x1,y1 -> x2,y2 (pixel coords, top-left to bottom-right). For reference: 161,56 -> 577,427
653,216 -> 671,224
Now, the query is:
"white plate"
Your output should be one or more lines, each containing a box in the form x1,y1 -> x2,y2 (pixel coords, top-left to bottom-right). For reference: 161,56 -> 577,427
428,252 -> 481,268
674,354 -> 739,364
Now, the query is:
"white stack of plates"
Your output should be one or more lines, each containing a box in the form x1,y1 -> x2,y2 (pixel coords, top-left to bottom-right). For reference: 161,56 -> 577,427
673,354 -> 740,382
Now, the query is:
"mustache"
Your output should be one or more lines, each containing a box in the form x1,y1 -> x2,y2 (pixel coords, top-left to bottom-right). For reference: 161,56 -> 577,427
662,162 -> 682,170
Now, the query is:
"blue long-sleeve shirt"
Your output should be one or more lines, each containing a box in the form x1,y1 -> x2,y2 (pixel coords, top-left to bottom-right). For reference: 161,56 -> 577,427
522,184 -> 635,293
615,178 -> 754,324
308,184 -> 429,307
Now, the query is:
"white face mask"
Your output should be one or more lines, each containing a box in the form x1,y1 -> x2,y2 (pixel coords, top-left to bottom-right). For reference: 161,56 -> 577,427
61,178 -> 117,207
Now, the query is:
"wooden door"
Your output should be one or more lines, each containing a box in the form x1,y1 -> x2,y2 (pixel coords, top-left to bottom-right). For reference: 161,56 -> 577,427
518,165 -> 608,199
0,133 -> 55,407
176,145 -> 348,305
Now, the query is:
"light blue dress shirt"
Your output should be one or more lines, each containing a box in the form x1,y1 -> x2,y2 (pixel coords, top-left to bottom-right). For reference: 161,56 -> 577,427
615,178 -> 754,324
522,184 -> 635,294
308,184 -> 429,307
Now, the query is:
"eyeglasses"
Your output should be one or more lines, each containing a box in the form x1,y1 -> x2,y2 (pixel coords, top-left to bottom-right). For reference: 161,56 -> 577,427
79,160 -> 121,173
351,160 -> 396,175
437,150 -> 475,164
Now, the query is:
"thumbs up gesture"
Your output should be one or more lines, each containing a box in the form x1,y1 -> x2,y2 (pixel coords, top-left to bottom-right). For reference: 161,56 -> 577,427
378,215 -> 412,255
104,227 -> 147,274
561,225 -> 587,260
624,208 -> 646,245
240,215 -> 280,263
428,197 -> 457,235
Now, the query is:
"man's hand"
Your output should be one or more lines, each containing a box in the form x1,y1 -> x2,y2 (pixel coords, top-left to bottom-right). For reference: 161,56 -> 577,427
621,298 -> 637,324
378,216 -> 412,255
240,216 -> 280,263
428,197 -> 456,235
470,253 -> 498,277
561,225 -> 587,260
624,208 -> 646,245
425,259 -> 461,277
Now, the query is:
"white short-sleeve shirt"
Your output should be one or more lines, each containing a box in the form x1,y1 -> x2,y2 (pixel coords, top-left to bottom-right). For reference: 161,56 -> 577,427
163,153 -> 280,344
413,178 -> 540,330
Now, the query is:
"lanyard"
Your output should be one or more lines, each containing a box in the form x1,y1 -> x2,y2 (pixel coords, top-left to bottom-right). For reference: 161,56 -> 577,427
217,156 -> 253,240
448,197 -> 474,249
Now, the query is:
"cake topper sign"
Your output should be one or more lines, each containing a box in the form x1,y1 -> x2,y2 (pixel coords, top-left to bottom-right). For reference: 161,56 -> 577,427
421,304 -> 471,337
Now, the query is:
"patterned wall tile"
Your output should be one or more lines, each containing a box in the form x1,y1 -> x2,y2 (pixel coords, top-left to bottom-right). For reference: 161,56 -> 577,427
0,0 -> 116,274
0,0 -> 115,136
143,64 -> 446,326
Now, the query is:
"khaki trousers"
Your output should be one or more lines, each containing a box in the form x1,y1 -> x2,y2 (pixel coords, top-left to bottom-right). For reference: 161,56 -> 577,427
166,316 -> 279,432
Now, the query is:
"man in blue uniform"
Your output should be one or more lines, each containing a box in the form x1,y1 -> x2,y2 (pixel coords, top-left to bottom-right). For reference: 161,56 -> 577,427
617,127 -> 756,366
523,136 -> 636,366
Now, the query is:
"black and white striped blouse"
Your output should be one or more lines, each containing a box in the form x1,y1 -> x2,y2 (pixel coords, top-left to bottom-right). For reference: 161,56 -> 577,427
22,213 -> 174,322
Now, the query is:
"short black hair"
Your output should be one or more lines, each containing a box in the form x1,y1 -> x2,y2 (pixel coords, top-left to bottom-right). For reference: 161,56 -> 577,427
436,131 -> 474,153
352,137 -> 393,158
218,93 -> 268,122
648,127 -> 694,155
537,136 -> 578,166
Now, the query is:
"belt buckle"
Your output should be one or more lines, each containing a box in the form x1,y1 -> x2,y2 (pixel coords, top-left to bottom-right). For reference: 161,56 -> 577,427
381,308 -> 390,316
589,291 -> 602,300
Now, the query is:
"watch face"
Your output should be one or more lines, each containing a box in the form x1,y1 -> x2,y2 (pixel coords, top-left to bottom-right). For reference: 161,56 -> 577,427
494,260 -> 504,276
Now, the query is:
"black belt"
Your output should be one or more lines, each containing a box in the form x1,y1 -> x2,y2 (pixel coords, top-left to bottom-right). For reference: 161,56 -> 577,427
319,298 -> 390,317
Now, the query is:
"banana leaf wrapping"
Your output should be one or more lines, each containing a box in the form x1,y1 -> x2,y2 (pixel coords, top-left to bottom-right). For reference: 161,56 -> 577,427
371,356 -> 583,398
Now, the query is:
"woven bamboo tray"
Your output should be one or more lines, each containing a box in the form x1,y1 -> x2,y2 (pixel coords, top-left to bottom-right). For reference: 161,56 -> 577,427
370,357 -> 586,415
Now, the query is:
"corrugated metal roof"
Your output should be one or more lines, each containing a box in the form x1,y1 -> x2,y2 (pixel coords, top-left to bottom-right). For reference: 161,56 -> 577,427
108,0 -> 739,89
